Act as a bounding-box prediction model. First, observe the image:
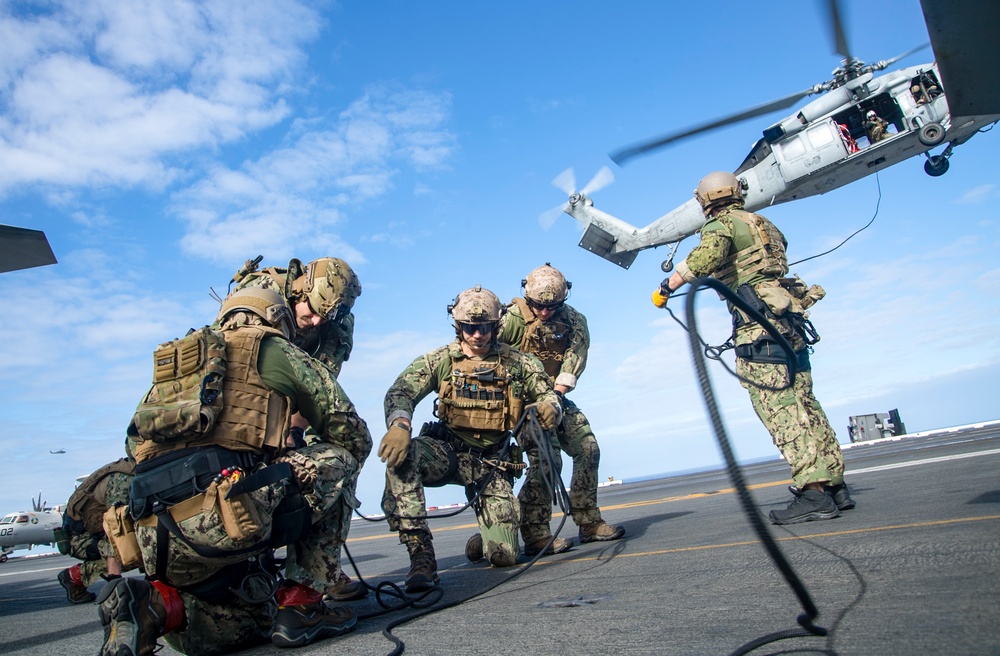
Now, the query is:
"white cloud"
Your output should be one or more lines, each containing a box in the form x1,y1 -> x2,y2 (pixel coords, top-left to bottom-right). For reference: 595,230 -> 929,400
957,184 -> 996,205
0,0 -> 321,195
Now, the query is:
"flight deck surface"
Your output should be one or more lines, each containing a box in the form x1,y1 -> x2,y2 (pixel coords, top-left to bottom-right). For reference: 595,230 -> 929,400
2,425 -> 998,655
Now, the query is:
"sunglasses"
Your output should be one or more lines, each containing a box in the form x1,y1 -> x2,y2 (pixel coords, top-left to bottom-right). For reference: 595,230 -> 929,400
458,322 -> 494,335
527,300 -> 562,312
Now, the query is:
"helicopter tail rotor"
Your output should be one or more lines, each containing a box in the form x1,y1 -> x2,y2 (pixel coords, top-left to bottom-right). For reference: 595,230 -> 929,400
539,166 -> 615,230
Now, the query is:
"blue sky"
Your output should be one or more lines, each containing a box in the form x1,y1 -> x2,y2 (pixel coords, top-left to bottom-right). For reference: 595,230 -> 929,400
1,0 -> 997,529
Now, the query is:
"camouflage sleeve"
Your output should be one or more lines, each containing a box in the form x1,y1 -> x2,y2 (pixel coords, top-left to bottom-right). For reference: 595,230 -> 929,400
496,300 -> 527,348
519,350 -> 560,410
556,306 -> 589,389
680,223 -> 733,279
258,337 -> 372,465
383,344 -> 451,428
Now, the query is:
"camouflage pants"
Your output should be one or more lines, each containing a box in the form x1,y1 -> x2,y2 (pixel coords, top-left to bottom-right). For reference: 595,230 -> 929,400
517,421 -> 567,545
737,358 -> 845,488
162,593 -> 272,656
381,435 -> 521,565
68,532 -> 110,586
71,471 -> 136,586
135,443 -> 360,656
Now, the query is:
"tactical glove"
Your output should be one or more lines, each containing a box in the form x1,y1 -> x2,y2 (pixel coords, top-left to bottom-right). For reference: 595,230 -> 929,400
651,278 -> 671,309
532,401 -> 561,431
378,422 -> 412,468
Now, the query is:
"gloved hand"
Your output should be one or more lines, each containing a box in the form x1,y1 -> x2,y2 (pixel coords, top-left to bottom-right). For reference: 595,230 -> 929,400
532,401 -> 560,431
378,422 -> 412,468
651,278 -> 671,309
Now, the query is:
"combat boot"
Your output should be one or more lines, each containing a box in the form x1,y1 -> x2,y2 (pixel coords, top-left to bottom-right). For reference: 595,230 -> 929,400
272,581 -> 356,648
327,571 -> 368,602
402,530 -> 439,592
465,533 -> 484,563
769,489 -> 840,525
523,536 -> 573,557
58,563 -> 96,604
579,520 -> 626,544
827,483 -> 856,511
789,483 -> 856,511
97,578 -> 168,656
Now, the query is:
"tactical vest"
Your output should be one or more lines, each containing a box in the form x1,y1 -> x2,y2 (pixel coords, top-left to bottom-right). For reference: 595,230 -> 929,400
436,344 -> 525,435
65,458 -> 135,535
512,298 -> 570,379
132,326 -> 291,464
711,208 -> 788,289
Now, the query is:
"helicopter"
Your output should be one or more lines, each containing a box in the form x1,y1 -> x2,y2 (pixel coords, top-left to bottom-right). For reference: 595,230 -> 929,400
555,0 -> 1000,271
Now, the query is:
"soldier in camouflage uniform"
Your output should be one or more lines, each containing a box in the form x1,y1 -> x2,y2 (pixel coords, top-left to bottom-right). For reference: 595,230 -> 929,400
378,286 -> 563,592
219,256 -> 367,601
498,264 -> 625,552
654,171 -> 853,525
56,458 -> 135,604
224,256 -> 357,377
97,275 -> 371,655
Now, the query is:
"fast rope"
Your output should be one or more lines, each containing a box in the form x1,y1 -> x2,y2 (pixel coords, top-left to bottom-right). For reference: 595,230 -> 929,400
684,276 -> 829,655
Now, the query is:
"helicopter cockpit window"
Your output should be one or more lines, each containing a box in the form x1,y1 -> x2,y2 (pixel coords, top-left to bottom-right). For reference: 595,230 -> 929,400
16,515 -> 29,523
0,514 -> 15,524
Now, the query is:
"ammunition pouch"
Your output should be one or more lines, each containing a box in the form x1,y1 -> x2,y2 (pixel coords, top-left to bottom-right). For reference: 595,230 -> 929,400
129,446 -> 260,521
103,505 -> 143,569
732,282 -> 820,347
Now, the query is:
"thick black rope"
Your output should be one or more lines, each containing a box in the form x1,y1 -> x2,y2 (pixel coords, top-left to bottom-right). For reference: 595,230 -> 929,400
684,277 -> 829,655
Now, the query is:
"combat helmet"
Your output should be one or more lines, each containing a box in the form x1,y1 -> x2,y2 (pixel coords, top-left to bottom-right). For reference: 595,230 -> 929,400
218,286 -> 296,339
694,171 -> 745,211
448,285 -> 504,334
290,257 -> 362,323
522,263 -> 571,308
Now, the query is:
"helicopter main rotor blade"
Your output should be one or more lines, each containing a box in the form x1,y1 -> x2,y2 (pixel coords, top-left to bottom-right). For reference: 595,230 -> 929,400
826,0 -> 853,62
580,166 -> 614,196
610,86 -> 817,165
873,43 -> 931,70
551,168 -> 577,196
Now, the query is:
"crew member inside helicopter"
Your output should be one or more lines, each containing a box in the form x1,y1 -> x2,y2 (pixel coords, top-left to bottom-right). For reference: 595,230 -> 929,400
863,109 -> 891,144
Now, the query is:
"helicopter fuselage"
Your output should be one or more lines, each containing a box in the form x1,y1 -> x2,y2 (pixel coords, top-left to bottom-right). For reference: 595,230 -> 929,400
568,62 -> 999,269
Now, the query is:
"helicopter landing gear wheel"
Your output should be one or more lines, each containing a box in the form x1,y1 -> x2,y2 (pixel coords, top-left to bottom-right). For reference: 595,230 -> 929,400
661,259 -> 674,273
918,122 -> 945,147
0,554 -> 8,563
924,155 -> 949,177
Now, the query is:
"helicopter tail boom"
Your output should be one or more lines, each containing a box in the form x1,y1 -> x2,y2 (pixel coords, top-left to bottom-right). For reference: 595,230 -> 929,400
566,195 -> 706,269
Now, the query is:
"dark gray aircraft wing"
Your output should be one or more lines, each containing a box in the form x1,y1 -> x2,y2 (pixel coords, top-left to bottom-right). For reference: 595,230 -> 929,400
0,225 -> 57,273
919,0 -> 1000,117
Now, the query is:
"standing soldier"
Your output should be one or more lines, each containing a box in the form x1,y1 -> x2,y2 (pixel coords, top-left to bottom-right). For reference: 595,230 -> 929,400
498,264 -> 625,551
56,457 -> 135,604
653,171 -> 854,525
378,286 -> 563,592
98,278 -> 371,655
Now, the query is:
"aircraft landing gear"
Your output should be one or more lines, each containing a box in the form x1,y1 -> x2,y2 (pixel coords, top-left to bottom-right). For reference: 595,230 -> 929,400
661,259 -> 674,273
924,156 -> 949,176
0,553 -> 8,563
918,121 -> 946,147
924,141 -> 954,177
